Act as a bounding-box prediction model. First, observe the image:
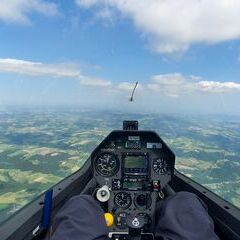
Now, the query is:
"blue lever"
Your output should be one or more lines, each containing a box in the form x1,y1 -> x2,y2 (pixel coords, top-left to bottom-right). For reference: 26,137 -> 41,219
41,188 -> 53,230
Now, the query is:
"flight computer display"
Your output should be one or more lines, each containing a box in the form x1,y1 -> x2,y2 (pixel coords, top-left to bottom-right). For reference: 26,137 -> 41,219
124,154 -> 148,174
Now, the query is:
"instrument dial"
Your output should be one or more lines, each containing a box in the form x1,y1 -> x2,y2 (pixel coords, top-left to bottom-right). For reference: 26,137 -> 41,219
114,192 -> 132,209
95,153 -> 119,177
153,158 -> 168,174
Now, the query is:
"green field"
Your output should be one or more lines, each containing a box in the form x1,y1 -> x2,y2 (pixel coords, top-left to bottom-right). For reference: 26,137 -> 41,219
0,109 -> 239,223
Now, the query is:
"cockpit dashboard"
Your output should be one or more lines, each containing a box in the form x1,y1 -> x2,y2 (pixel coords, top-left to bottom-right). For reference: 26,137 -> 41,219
91,130 -> 175,237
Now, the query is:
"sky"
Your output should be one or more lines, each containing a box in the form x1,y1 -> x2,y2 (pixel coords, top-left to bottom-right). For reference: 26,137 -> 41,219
0,0 -> 240,115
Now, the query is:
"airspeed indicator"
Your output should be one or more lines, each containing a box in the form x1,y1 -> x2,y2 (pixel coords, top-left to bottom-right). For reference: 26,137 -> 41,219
95,153 -> 119,177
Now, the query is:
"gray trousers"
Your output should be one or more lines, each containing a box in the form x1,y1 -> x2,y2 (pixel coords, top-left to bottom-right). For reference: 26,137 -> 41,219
51,192 -> 219,240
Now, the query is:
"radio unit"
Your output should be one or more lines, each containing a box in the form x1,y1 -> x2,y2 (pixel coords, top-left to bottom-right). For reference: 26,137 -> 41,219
123,177 -> 151,191
112,177 -> 151,191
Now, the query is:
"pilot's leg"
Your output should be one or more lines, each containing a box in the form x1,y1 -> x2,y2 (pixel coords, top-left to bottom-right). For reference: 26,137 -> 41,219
155,191 -> 220,240
51,195 -> 108,240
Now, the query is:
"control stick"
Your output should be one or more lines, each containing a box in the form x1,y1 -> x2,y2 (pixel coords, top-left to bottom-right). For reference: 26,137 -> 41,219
126,214 -> 145,240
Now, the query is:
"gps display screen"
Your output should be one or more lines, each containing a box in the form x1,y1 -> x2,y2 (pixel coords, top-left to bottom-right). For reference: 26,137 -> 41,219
124,155 -> 147,170
124,155 -> 148,174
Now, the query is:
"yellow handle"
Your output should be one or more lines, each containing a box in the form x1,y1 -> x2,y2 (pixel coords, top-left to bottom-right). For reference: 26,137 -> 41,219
104,213 -> 114,227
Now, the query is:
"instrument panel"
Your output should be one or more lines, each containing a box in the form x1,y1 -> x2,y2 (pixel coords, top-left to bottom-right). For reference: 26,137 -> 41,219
91,130 -> 175,235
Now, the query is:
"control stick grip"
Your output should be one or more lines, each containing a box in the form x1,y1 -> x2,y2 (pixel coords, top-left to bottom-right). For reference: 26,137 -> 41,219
126,214 -> 145,240
96,185 -> 110,202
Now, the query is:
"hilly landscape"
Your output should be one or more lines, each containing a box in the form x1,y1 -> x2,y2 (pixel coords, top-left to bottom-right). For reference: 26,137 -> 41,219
0,109 -> 239,224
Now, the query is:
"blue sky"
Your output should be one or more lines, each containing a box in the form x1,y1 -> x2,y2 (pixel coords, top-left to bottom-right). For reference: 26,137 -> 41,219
0,0 -> 240,114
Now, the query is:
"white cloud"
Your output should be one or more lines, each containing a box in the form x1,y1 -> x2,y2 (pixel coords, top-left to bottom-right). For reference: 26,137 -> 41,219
1,58 -> 239,94
148,73 -> 196,97
117,82 -> 142,91
148,73 -> 240,96
117,82 -> 134,91
0,59 -> 81,78
0,58 -> 111,87
0,0 -> 58,24
197,81 -> 240,93
76,0 -> 240,53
